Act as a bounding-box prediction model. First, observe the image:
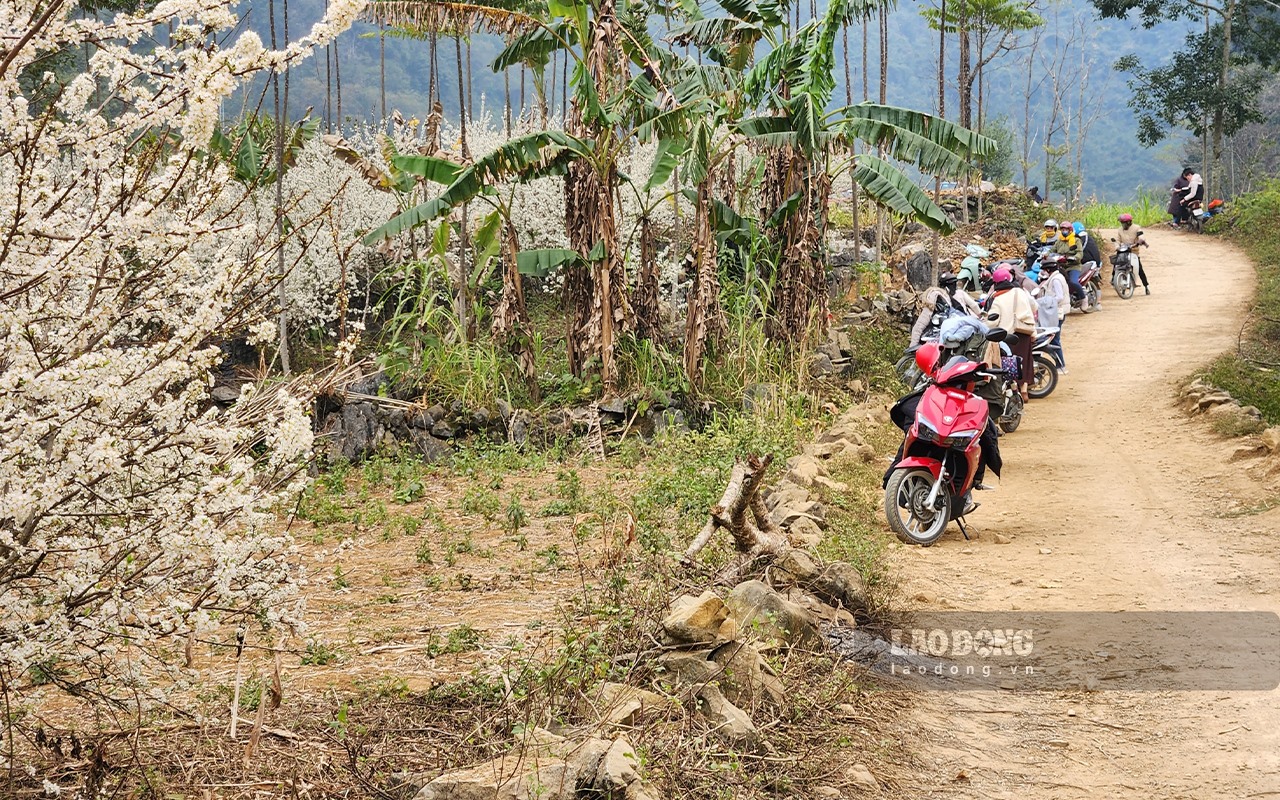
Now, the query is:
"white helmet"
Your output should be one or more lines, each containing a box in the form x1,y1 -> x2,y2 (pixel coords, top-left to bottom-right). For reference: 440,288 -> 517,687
1043,218 -> 1058,228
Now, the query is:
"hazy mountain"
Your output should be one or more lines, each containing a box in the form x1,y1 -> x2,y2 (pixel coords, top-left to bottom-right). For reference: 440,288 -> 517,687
231,0 -> 1197,202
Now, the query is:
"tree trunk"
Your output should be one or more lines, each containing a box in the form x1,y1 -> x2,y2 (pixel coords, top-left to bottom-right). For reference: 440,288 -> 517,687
493,222 -> 538,399
634,215 -> 661,341
1212,0 -> 1236,198
763,147 -> 828,344
270,0 -> 291,375
504,68 -> 511,136
683,177 -> 725,386
379,26 -> 386,122
455,35 -> 468,157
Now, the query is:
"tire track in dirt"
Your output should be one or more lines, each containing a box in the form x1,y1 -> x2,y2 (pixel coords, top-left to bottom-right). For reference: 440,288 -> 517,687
893,229 -> 1280,799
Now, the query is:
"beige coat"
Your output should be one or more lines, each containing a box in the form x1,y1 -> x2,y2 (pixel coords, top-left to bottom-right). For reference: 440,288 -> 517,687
986,286 -> 1036,335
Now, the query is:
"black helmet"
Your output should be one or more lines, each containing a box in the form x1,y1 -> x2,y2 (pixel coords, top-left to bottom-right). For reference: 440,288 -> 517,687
938,271 -> 958,288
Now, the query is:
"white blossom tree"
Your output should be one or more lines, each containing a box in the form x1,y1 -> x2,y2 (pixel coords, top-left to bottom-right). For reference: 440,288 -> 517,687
0,0 -> 364,744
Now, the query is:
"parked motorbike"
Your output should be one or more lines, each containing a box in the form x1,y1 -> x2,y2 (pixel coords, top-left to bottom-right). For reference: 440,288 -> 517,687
1109,239 -> 1136,299
958,243 -> 990,293
1027,327 -> 1060,399
883,331 -> 1008,546
1077,261 -> 1103,312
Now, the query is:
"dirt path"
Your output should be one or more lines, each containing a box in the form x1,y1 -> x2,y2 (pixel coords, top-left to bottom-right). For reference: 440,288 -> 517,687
895,229 -> 1280,798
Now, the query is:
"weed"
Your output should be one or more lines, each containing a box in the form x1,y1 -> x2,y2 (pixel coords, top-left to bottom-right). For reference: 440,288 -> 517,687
332,565 -> 350,590
444,624 -> 484,653
355,499 -> 388,530
415,538 -> 434,565
318,460 -> 351,495
384,514 -> 422,541
299,488 -> 348,526
301,639 -> 343,665
376,593 -> 400,604
461,485 -> 501,520
536,544 -> 564,571
504,497 -> 528,537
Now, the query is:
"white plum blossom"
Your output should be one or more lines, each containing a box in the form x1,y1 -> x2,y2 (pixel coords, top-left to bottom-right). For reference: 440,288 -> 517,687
0,0 -> 364,720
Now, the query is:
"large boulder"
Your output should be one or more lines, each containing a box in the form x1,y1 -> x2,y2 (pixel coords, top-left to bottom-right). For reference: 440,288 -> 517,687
725,580 -> 821,647
662,591 -> 735,643
1263,426 -> 1280,454
784,454 -> 829,487
581,682 -> 677,727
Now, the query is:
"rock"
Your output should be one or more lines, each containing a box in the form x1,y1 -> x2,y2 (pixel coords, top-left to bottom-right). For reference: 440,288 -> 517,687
413,755 -> 576,800
211,384 -> 240,403
655,651 -> 719,687
770,501 -> 827,529
846,378 -> 865,394
786,516 -> 824,547
810,438 -> 857,459
594,738 -> 639,791
469,408 -> 492,429
426,404 -> 447,421
743,383 -> 779,412
694,684 -> 761,746
846,763 -> 879,790
994,533 -> 1012,544
708,640 -> 786,708
812,788 -> 843,799
818,426 -> 865,446
1242,405 -> 1263,420
662,591 -> 733,643
855,444 -> 878,463
409,409 -> 435,429
979,180 -> 996,192
1196,392 -> 1233,411
785,455 -> 830,487
813,475 -> 849,492
904,251 -> 933,291
1263,427 -> 1280,454
1039,547 -> 1052,555
431,420 -> 456,439
777,548 -> 821,581
810,353 -> 836,377
649,408 -> 689,435
1231,443 -> 1267,461
509,410 -> 533,446
349,372 -> 389,395
870,407 -> 892,425
802,560 -> 868,615
408,430 -> 451,463
625,782 -> 664,800
766,485 -> 812,511
496,399 -> 513,421
598,397 -> 628,416
582,682 -> 676,727
725,580 -> 821,647
332,402 -> 378,461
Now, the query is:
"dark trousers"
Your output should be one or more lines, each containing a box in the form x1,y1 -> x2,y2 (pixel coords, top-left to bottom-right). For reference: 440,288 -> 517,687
1049,314 -> 1065,366
1135,254 -> 1149,288
1066,269 -> 1085,301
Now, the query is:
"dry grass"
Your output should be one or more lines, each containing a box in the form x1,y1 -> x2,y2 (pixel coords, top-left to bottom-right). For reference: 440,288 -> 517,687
12,403 -> 928,800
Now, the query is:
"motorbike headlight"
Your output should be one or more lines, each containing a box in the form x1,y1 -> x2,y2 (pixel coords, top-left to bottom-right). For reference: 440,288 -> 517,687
915,421 -> 942,444
943,429 -> 979,448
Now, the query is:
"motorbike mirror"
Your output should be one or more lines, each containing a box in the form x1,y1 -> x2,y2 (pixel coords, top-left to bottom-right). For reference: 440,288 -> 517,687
985,328 -> 1008,342
986,312 -> 1001,323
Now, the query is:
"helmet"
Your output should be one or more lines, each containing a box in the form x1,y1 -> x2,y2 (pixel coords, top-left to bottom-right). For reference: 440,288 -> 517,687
1043,218 -> 1058,229
914,342 -> 942,376
938,271 -> 958,288
1073,222 -> 1085,235
991,266 -> 1013,284
1118,213 -> 1133,223
1041,254 -> 1065,271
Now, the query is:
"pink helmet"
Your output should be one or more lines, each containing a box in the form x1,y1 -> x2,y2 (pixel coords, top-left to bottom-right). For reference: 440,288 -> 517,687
1118,213 -> 1133,223
991,266 -> 1013,284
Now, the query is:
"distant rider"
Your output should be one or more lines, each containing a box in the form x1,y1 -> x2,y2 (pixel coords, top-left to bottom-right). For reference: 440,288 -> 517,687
1034,257 -> 1071,374
1038,219 -> 1059,244
984,266 -> 1037,402
1052,221 -> 1086,306
1116,213 -> 1151,295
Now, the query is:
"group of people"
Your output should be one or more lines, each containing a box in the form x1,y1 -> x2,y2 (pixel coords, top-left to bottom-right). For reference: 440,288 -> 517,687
1168,166 -> 1204,226
910,213 -> 1152,400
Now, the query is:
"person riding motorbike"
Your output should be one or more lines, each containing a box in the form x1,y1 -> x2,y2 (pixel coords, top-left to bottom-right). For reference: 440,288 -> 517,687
1168,168 -> 1193,225
984,266 -> 1037,402
1074,222 -> 1101,267
1038,219 -> 1059,244
909,272 -> 981,346
1052,221 -> 1085,305
1116,213 -> 1151,295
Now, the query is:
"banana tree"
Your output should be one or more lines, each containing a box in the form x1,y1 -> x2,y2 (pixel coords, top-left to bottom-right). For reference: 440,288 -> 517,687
364,0 -> 701,395
678,0 -> 997,341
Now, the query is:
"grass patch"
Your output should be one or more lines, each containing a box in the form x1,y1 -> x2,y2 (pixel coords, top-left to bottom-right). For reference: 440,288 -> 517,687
1198,182 -> 1280,424
1079,189 -> 1168,229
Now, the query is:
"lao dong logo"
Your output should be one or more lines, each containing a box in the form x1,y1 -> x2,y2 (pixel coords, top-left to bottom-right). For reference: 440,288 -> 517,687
890,627 -> 1035,658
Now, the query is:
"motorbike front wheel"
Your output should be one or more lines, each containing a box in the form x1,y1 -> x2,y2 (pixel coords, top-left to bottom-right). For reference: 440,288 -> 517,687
884,468 -> 951,546
998,391 -> 1024,433
1081,285 -> 1101,314
1115,270 -> 1135,299
1028,355 -> 1059,399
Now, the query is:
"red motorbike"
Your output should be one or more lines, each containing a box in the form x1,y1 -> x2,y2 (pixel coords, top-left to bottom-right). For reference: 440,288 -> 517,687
883,333 -> 1006,546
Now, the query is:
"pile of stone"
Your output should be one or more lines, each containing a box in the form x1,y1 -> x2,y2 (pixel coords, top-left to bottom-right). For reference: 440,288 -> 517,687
1181,379 -> 1267,435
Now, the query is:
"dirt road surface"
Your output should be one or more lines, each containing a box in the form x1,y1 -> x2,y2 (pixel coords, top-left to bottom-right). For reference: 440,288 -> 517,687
896,229 -> 1280,798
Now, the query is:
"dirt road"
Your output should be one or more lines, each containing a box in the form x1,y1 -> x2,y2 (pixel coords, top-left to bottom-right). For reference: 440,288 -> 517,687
896,229 -> 1280,798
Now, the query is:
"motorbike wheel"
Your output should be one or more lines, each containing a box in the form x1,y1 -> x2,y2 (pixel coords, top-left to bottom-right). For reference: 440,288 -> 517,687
1028,355 -> 1058,399
999,392 -> 1024,433
1115,270 -> 1135,299
884,468 -> 951,546
1081,286 -> 1100,314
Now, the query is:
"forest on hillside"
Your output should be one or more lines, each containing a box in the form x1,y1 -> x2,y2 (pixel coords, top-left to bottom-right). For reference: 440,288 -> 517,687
225,0 -> 1263,202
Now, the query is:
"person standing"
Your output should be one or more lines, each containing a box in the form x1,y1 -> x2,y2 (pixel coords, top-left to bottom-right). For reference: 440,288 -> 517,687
1035,258 -> 1071,373
1169,170 -> 1191,225
1116,213 -> 1151,295
985,266 -> 1037,401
